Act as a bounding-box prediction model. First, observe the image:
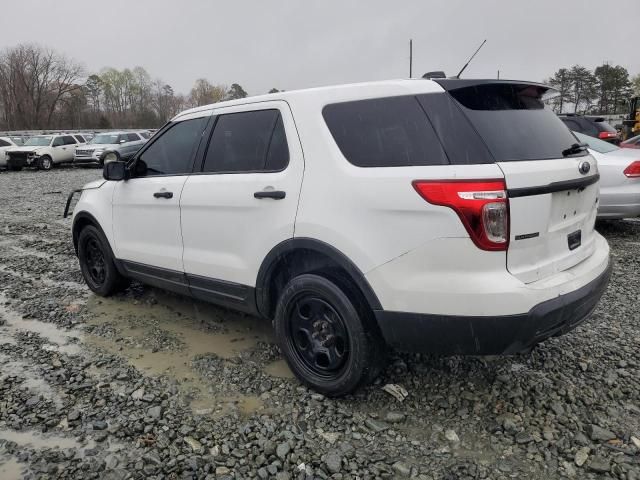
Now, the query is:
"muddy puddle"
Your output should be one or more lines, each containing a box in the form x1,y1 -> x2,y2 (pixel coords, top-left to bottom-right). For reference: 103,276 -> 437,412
0,429 -> 95,451
84,290 -> 293,415
0,457 -> 23,480
0,294 -> 83,356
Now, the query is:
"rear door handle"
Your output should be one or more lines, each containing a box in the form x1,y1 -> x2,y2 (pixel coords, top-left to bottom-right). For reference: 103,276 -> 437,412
153,191 -> 173,199
254,190 -> 286,200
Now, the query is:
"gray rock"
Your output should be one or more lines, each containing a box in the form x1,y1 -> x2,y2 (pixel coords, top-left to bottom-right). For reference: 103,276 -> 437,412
587,425 -> 616,442
325,450 -> 342,473
392,461 -> 411,477
364,418 -> 389,432
276,441 -> 290,460
574,447 -> 589,467
385,412 -> 406,424
588,456 -> 611,473
146,406 -> 162,420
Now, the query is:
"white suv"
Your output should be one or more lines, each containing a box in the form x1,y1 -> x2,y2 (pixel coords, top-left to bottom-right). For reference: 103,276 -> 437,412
6,133 -> 85,170
68,79 -> 611,396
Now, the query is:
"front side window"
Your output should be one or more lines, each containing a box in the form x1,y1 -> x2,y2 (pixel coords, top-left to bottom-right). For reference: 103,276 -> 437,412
323,96 -> 448,167
52,137 -> 64,147
136,117 -> 207,176
202,109 -> 288,173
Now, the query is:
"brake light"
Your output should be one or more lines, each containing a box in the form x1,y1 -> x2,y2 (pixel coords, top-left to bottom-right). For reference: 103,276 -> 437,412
413,180 -> 509,251
598,131 -> 618,140
623,161 -> 640,178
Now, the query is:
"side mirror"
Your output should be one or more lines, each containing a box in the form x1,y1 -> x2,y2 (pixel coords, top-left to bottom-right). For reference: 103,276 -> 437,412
103,161 -> 128,181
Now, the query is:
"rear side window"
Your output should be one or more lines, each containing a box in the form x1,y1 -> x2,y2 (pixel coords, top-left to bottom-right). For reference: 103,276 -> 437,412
74,135 -> 85,143
417,94 -> 493,164
449,84 -> 584,161
63,135 -> 77,145
0,139 -> 10,147
323,96 -> 448,167
202,109 -> 288,173
127,133 -> 140,142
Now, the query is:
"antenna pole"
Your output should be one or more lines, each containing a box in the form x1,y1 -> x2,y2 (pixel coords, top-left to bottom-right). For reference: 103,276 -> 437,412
455,39 -> 487,78
409,39 -> 413,78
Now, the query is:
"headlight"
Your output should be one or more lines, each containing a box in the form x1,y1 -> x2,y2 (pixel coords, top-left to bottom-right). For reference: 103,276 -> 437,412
94,150 -> 104,155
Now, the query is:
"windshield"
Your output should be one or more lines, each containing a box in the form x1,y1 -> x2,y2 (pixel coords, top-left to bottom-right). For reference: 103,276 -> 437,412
90,134 -> 119,145
573,131 -> 619,153
24,136 -> 52,147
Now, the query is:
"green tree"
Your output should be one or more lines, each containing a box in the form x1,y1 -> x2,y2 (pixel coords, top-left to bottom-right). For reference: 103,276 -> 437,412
567,65 -> 598,113
631,74 -> 640,97
189,78 -> 226,106
594,64 -> 632,114
226,83 -> 248,100
546,68 -> 571,113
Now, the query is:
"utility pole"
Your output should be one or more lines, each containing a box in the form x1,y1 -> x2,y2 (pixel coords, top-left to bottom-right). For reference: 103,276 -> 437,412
409,39 -> 413,78
497,70 -> 500,79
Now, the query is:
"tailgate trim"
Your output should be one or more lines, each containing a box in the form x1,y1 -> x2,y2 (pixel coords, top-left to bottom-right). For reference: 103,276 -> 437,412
508,174 -> 599,198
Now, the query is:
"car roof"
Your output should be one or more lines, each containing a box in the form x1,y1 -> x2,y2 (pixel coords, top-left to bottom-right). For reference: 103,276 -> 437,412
172,78 -> 449,120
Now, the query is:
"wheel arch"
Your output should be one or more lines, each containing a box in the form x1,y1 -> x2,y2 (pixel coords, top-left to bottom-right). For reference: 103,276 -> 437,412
255,238 -> 382,319
72,211 -> 111,256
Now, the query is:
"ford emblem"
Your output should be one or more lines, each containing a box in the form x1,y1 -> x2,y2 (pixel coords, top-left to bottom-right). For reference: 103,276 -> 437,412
579,161 -> 591,175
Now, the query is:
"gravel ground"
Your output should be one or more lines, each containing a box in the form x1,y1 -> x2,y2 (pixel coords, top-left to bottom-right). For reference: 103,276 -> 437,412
0,167 -> 639,480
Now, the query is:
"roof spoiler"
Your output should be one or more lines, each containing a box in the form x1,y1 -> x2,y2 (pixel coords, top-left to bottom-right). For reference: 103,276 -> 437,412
433,79 -> 559,101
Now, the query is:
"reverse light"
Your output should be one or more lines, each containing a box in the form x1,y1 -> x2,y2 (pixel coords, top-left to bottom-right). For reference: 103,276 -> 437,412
413,180 -> 509,251
623,161 -> 640,178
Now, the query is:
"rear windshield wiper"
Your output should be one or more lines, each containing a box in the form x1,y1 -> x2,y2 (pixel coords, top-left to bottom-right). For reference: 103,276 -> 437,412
562,142 -> 588,157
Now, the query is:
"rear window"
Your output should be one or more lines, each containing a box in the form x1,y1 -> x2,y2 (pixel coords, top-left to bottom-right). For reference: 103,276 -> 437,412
322,96 -> 448,167
590,119 -> 617,133
449,84 -> 585,161
573,131 -> 619,153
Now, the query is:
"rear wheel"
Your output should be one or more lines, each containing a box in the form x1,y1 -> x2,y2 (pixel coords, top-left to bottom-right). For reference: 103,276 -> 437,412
274,274 -> 384,396
38,156 -> 53,171
78,225 -> 129,296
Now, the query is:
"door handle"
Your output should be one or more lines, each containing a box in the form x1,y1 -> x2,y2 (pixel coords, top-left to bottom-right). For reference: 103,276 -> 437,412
153,191 -> 173,199
254,190 -> 286,200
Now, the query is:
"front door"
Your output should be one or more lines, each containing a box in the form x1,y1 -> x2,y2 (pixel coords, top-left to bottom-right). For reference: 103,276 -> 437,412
111,114 -> 211,280
180,101 -> 304,308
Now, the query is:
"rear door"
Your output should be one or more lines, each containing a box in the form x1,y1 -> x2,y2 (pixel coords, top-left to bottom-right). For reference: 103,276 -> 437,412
180,101 -> 303,306
437,81 -> 599,284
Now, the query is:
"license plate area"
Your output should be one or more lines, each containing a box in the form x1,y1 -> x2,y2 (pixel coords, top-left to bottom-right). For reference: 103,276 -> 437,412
568,230 -> 582,250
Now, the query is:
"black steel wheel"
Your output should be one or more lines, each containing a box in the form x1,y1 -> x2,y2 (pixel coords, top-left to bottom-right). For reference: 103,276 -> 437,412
78,225 -> 129,296
274,273 -> 384,396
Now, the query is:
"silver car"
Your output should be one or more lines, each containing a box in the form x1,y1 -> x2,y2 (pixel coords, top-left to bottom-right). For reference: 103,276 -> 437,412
74,131 -> 148,166
573,131 -> 640,219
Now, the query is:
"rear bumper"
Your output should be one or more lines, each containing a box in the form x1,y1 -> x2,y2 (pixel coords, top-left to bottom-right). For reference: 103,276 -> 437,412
374,261 -> 611,355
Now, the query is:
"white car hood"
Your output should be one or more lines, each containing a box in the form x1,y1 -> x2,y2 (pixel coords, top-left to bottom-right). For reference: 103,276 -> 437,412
81,180 -> 106,190
7,145 -> 46,154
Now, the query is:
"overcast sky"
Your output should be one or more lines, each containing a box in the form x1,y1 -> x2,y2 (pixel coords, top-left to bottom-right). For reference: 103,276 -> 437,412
2,0 -> 638,95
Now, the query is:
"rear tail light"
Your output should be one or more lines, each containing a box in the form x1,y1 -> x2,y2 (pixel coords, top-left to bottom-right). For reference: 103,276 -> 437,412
623,161 -> 640,178
413,180 -> 509,251
598,131 -> 618,140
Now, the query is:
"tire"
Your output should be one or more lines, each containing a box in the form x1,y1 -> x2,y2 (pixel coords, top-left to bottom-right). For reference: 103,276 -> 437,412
38,156 -> 53,171
103,152 -> 120,164
77,225 -> 129,296
274,273 -> 385,396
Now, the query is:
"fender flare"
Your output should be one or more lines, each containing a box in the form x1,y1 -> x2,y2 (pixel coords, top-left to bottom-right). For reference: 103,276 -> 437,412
255,238 -> 382,317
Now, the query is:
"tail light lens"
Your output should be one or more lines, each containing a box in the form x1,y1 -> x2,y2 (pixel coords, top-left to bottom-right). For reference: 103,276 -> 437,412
598,131 -> 618,140
623,161 -> 640,178
413,180 -> 509,251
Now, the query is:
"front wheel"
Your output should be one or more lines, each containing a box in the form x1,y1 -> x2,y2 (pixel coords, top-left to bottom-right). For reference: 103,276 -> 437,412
103,152 -> 120,164
78,225 -> 129,296
274,274 -> 384,396
38,156 -> 53,171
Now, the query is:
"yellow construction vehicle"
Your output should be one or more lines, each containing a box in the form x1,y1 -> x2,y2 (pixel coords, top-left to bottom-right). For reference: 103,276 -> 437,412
622,96 -> 640,140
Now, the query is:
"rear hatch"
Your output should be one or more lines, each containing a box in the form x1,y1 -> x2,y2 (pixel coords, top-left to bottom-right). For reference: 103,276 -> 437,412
436,80 -> 600,284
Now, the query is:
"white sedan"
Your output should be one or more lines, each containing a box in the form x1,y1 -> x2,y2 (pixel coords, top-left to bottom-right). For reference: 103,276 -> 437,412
0,136 -> 18,168
573,131 -> 640,219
